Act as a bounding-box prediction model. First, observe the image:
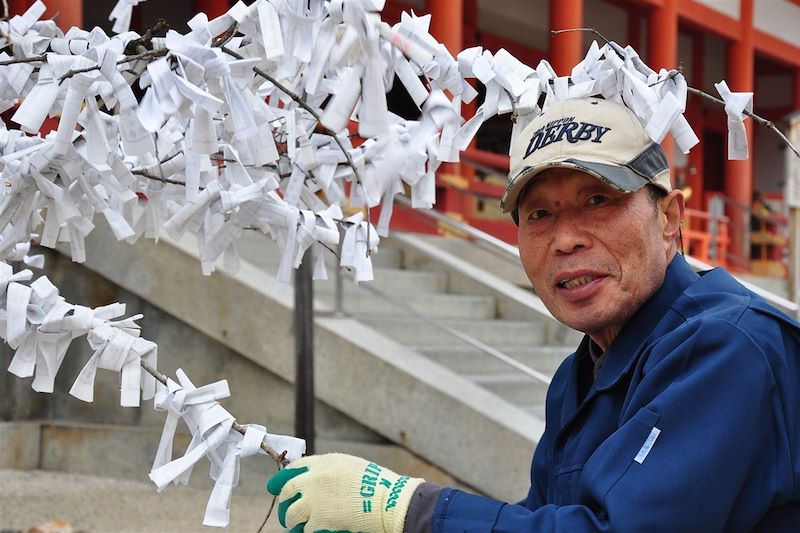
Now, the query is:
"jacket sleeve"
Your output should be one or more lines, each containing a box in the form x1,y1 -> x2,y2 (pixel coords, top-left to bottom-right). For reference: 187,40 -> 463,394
429,318 -> 794,533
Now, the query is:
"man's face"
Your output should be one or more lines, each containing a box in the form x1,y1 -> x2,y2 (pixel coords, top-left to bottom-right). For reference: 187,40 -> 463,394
516,168 -> 678,350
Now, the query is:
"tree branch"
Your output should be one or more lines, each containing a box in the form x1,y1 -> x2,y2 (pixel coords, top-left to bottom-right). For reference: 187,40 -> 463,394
210,22 -> 238,49
552,27 -> 800,159
551,27 -> 613,48
124,18 -> 169,55
0,54 -> 47,66
686,85 -> 800,159
256,495 -> 279,533
139,359 -> 290,467
58,47 -> 168,82
132,170 -> 192,188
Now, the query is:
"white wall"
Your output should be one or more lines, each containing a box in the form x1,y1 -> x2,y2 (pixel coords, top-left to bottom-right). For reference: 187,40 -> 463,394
695,0 -> 741,20
755,0 -> 800,49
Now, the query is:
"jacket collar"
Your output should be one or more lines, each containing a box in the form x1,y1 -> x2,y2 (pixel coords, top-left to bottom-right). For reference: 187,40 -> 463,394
593,253 -> 699,391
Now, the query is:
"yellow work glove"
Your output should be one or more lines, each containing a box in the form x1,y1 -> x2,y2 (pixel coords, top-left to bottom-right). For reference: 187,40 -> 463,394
266,453 -> 424,533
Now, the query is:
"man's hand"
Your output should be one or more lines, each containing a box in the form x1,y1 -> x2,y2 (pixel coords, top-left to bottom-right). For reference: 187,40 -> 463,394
266,453 -> 424,533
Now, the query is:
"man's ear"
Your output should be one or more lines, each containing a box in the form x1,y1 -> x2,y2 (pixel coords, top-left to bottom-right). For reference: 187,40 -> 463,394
660,189 -> 685,244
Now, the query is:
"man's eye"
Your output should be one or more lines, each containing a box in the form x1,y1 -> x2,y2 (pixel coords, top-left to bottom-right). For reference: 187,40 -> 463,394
529,209 -> 551,221
587,194 -> 608,206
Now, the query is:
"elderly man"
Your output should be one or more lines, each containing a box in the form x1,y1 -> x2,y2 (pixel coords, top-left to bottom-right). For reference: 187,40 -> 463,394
267,98 -> 800,531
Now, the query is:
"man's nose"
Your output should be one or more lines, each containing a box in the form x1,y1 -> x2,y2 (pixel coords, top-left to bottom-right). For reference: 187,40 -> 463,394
552,213 -> 590,255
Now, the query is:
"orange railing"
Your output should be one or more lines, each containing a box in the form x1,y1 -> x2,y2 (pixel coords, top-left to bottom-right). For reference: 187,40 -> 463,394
682,208 -> 730,268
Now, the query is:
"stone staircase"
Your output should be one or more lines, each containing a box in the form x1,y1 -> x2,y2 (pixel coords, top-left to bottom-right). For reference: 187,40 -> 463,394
234,230 -> 581,422
3,221 -> 580,502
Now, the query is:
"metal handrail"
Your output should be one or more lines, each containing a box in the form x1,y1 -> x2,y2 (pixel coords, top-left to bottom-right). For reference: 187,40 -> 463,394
346,272 -> 552,385
394,195 -> 519,259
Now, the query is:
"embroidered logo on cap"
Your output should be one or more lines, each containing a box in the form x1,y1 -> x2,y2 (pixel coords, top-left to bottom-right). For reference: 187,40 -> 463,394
524,116 -> 612,159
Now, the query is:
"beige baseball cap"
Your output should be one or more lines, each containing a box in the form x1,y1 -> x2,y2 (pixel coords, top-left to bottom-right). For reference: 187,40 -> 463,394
501,98 -> 672,223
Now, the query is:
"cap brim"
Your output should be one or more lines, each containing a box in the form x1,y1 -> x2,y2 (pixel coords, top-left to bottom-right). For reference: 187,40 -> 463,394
501,158 -> 651,214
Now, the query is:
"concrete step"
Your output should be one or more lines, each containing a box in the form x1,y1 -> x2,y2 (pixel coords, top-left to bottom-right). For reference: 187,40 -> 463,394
314,267 -> 449,295
356,315 -> 549,346
319,291 -> 496,319
463,373 -> 550,405
415,345 -> 571,376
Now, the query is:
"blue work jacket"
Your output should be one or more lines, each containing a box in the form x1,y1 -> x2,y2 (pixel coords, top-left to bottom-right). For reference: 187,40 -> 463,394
431,254 -> 800,532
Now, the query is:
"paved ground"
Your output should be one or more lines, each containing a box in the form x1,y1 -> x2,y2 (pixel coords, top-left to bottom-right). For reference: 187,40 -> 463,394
0,469 -> 283,533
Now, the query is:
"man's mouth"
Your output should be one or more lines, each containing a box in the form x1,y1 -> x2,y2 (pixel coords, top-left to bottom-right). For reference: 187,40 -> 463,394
558,275 -> 597,289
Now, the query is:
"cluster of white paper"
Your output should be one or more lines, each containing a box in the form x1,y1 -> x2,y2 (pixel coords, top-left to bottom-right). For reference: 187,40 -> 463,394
1,259 -> 158,403
149,369 -> 304,527
0,0 -> 757,527
0,253 -> 304,527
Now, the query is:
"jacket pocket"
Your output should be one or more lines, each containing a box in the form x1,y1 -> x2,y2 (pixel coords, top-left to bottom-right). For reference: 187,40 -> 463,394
578,407 -> 661,510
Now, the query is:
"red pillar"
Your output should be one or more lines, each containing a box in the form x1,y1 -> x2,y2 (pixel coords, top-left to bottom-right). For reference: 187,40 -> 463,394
648,0 -> 678,174
194,0 -> 229,18
686,32 -> 705,213
428,0 -> 469,219
725,0 -> 754,263
549,0 -> 583,76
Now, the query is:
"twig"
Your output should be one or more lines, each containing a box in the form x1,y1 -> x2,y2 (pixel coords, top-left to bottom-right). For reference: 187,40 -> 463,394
0,54 -> 47,66
139,359 -> 290,467
211,22 -> 239,48
58,48 -> 168,82
686,86 -> 800,159
550,28 -> 626,61
124,18 -> 169,55
132,170 -> 192,188
503,88 -> 518,123
551,27 -> 613,48
256,495 -> 278,533
220,45 -> 323,126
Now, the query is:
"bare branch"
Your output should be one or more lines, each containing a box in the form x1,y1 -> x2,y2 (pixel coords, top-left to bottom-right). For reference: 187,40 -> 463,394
220,45 -> 324,127
256,495 -> 279,533
686,86 -> 800,159
58,47 -> 168,82
123,18 -> 169,55
551,27 -> 613,48
211,22 -> 239,48
0,54 -> 47,66
139,359 -> 290,467
132,170 -> 192,188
